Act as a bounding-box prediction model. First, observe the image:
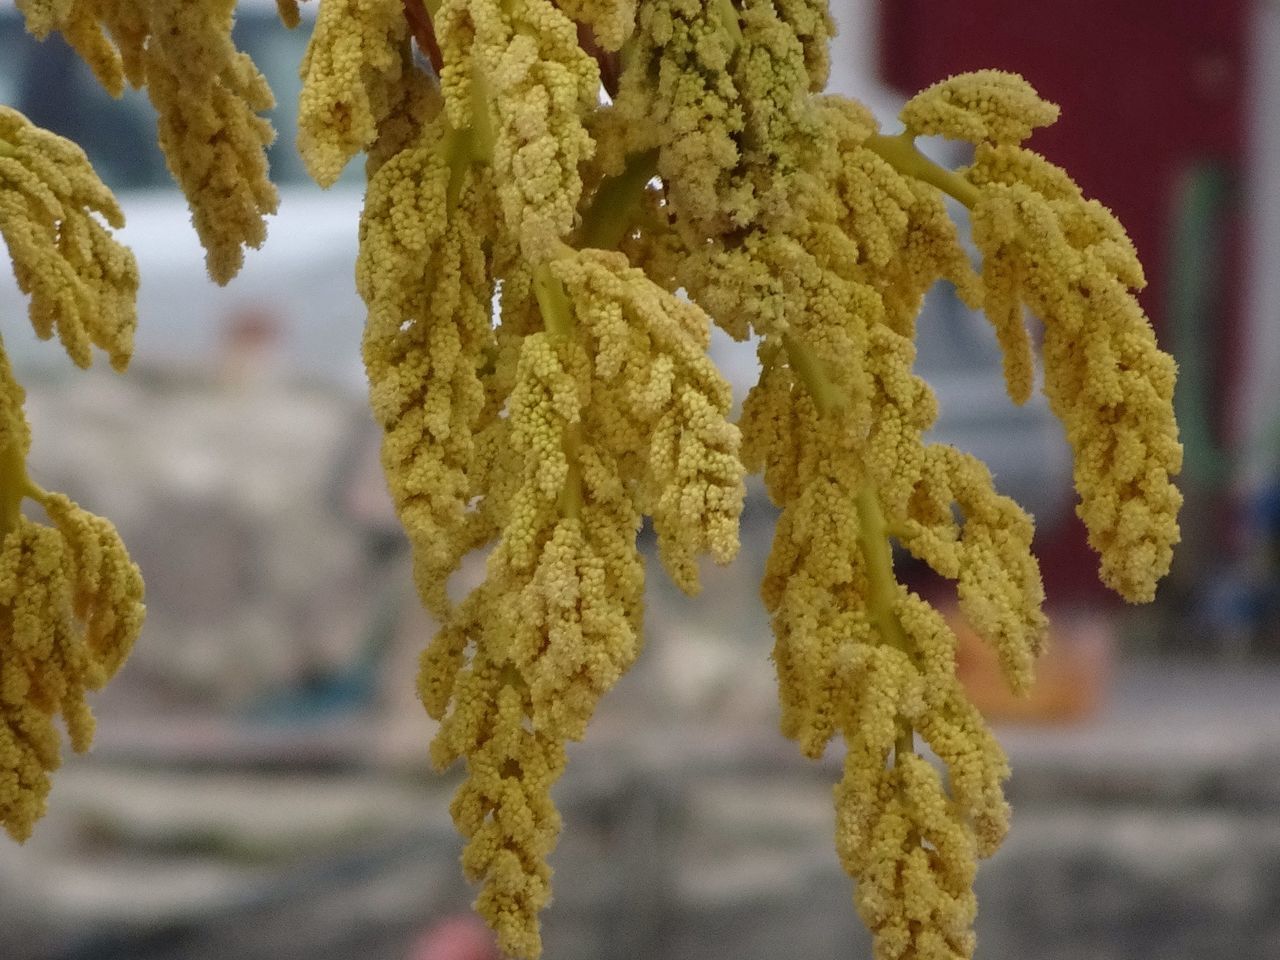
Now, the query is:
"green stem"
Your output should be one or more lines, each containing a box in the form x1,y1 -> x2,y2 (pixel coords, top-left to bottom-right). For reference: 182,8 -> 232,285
465,64 -> 496,164
533,261 -> 575,339
782,333 -> 841,417
579,149 -> 660,250
1,448 -> 24,537
855,482 -> 916,760
712,0 -> 743,46
0,434 -> 40,538
532,262 -> 584,521
442,66 -> 495,210
786,333 -> 917,761
864,131 -> 980,210
558,424 -> 584,521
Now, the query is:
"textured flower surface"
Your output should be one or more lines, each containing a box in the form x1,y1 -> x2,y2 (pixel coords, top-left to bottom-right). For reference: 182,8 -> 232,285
0,107 -> 145,842
3,5 -> 1181,959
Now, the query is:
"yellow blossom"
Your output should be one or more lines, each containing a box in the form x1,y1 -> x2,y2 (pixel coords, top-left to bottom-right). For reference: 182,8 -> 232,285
552,249 -> 744,592
899,446 -> 1046,692
0,107 -> 138,370
298,0 -> 408,187
440,0 -> 598,260
422,322 -> 645,957
775,0 -> 836,91
18,2 -> 279,282
609,0 -> 750,237
554,0 -> 636,51
0,343 -> 144,842
143,0 -> 279,284
17,0 -> 141,95
900,69 -> 1061,146
967,143 -> 1182,601
358,87 -> 497,617
1,8 -> 1185,959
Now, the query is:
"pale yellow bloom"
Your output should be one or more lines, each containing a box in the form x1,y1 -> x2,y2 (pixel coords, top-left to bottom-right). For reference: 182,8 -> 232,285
298,0 -> 407,187
422,324 -> 646,957
18,0 -> 139,95
900,69 -> 1060,146
899,446 -> 1046,693
17,1 -> 276,282
554,0 -> 636,51
968,143 -> 1182,601
0,107 -> 138,370
775,0 -> 836,91
610,0 -> 751,236
358,93 -> 496,617
143,0 -> 279,284
553,249 -> 744,592
0,345 -> 144,842
440,0 -> 598,260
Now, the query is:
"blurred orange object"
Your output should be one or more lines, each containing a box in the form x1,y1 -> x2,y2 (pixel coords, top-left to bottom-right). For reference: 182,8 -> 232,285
949,605 -> 1114,724
408,915 -> 501,960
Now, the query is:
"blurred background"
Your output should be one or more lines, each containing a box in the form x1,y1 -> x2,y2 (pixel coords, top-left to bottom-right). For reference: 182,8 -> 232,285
2,0 -> 1280,957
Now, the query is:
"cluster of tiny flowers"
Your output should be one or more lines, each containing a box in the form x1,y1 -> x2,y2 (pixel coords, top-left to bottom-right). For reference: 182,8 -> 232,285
0,107 -> 138,370
298,6 -> 1180,957
0,107 -> 146,842
5,5 -> 1181,959
19,0 -> 278,284
0,334 -> 144,842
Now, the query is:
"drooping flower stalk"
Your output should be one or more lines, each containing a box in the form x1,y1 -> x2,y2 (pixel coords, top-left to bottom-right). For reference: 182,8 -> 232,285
4,4 -> 1181,958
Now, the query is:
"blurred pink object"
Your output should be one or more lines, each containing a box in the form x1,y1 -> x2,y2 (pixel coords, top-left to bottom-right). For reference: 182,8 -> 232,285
408,915 -> 501,960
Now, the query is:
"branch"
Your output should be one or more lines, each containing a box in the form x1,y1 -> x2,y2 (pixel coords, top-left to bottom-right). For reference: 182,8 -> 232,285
402,0 -> 444,75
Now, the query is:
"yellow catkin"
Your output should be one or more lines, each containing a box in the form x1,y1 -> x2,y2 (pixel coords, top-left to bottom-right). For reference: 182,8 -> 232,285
423,327 -> 645,959
774,0 -> 836,91
142,0 -> 279,284
4,4 -> 1185,958
18,1 -> 279,282
358,87 -> 496,617
0,107 -> 138,370
900,69 -> 1061,147
297,0 -> 407,187
967,142 -> 1182,601
608,0 -> 751,237
440,0 -> 598,261
553,249 -> 744,593
623,20 -> 1050,960
553,0 -> 636,51
0,342 -> 144,842
19,0 -> 132,95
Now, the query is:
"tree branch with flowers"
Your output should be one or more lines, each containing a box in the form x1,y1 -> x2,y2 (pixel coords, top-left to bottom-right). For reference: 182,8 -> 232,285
0,2 -> 1181,958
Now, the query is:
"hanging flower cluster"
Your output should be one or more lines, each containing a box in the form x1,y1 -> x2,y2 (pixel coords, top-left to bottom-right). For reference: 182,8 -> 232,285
4,3 -> 1181,959
0,106 -> 144,841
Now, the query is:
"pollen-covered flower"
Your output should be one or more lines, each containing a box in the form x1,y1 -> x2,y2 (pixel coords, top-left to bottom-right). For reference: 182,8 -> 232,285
358,97 -> 497,616
440,0 -> 598,259
0,344 -> 144,842
143,0 -> 279,284
967,143 -> 1182,602
0,107 -> 138,370
298,0 -> 408,187
552,249 -> 744,592
17,0 -> 146,95
16,1 -> 279,282
900,69 -> 1061,147
554,0 -> 636,51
